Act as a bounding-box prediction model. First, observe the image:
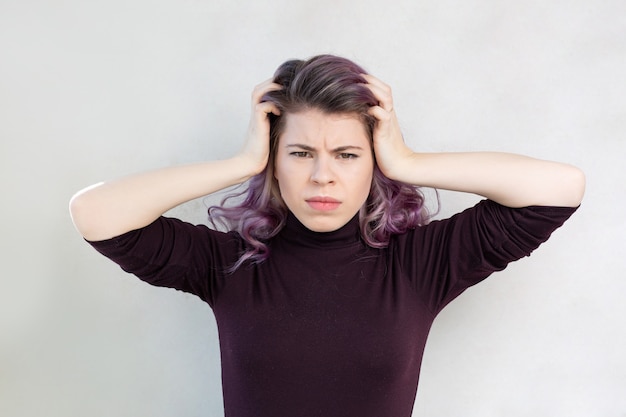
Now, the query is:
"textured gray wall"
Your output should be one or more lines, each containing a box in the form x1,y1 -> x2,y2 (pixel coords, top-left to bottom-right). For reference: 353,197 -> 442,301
1,0 -> 624,416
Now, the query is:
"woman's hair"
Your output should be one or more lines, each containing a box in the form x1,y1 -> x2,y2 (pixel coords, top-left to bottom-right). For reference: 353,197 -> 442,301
209,54 -> 433,270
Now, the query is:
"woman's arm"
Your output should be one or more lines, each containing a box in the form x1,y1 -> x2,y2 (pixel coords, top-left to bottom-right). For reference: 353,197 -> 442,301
69,80 -> 282,241
363,75 -> 585,208
384,151 -> 585,208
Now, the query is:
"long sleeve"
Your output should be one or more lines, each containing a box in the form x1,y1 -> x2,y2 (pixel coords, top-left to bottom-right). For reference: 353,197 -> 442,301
86,216 -> 244,307
395,199 -> 578,314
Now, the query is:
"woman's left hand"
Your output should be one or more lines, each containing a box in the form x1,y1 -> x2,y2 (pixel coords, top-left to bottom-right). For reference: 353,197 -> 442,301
362,74 -> 414,181
361,75 -> 585,207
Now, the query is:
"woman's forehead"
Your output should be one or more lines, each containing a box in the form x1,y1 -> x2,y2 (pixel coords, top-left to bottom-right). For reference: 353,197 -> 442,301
280,109 -> 370,147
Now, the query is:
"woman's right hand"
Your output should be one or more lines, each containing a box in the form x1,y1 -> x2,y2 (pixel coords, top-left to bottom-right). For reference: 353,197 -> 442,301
70,79 -> 284,241
238,79 -> 283,175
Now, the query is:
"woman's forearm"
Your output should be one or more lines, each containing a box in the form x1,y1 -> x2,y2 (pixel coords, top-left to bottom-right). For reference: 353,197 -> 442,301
363,76 -> 585,208
389,151 -> 585,208
69,156 -> 257,241
70,80 -> 284,241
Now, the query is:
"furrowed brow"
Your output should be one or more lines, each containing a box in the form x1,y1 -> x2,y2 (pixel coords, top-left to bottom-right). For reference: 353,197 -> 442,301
332,145 -> 364,152
285,144 -> 316,151
284,144 -> 365,152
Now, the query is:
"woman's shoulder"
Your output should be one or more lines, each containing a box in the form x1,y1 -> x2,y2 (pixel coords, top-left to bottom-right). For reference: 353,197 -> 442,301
87,215 -> 244,257
390,199 -> 579,245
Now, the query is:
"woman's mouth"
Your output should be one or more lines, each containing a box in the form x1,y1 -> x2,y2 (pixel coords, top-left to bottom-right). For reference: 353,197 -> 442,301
306,196 -> 341,211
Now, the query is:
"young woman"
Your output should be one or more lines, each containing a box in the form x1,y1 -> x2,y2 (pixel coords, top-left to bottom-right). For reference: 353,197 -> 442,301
70,55 -> 585,417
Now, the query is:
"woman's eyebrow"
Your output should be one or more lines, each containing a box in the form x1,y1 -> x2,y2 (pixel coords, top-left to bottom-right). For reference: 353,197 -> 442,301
285,144 -> 364,152
333,145 -> 365,152
285,144 -> 316,151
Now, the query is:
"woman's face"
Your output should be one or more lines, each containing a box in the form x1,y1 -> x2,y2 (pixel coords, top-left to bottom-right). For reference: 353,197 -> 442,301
274,109 -> 374,232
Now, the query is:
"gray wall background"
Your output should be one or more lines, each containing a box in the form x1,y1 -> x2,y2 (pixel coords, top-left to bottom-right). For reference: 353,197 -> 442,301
1,0 -> 624,416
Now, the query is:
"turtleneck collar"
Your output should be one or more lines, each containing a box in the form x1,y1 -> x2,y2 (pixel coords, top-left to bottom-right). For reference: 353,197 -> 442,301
278,212 -> 363,249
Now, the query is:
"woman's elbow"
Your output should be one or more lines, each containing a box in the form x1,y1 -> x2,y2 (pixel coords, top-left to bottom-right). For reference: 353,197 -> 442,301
563,165 -> 586,207
68,184 -> 103,239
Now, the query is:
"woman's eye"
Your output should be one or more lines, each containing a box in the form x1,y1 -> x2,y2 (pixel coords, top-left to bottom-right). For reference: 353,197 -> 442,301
338,153 -> 358,160
290,151 -> 310,158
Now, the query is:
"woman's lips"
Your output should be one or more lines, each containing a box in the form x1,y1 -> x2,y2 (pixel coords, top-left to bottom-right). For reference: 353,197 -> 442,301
306,196 -> 341,211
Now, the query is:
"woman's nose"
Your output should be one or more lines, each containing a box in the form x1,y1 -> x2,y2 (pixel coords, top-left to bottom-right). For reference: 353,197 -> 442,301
310,157 -> 335,184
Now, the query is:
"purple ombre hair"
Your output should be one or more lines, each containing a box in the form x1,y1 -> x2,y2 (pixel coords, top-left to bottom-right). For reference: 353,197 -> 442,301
209,54 -> 433,270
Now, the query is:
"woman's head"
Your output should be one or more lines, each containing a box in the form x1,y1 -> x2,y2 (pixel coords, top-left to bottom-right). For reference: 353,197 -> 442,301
273,109 -> 375,233
209,54 -> 431,269
262,54 -> 379,145
260,55 -> 384,232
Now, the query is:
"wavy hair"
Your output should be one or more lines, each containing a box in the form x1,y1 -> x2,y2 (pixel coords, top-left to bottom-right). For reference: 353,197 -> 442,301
209,54 -> 433,270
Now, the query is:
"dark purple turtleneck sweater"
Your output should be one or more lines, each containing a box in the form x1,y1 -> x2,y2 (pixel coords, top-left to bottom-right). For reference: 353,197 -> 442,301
88,200 -> 576,417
